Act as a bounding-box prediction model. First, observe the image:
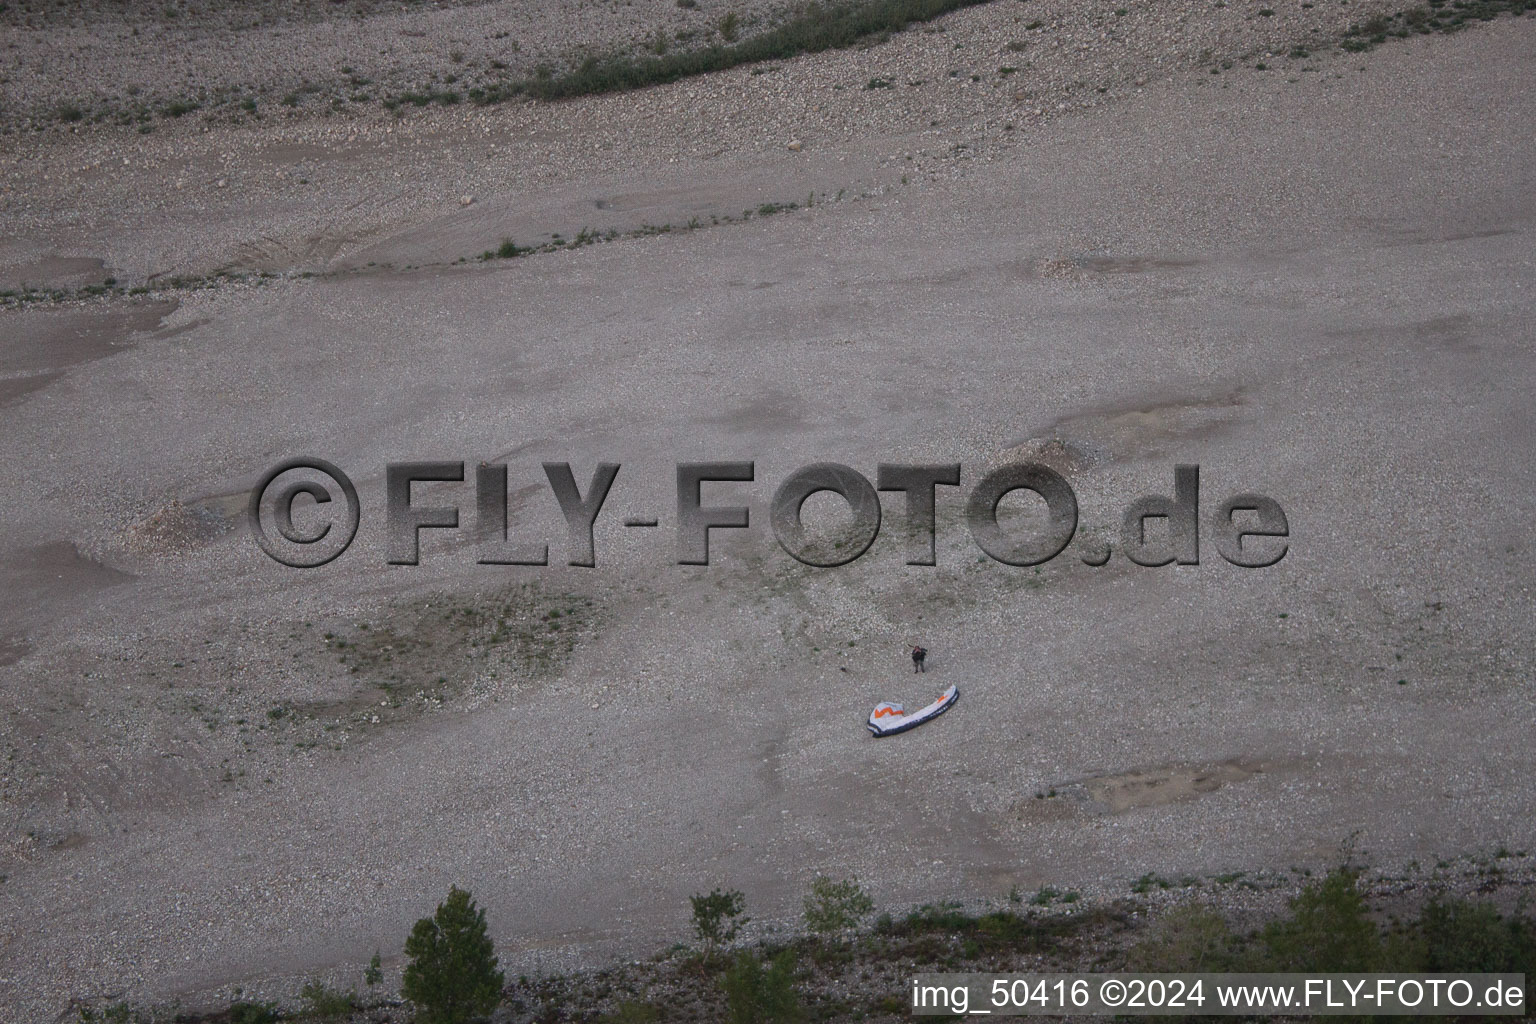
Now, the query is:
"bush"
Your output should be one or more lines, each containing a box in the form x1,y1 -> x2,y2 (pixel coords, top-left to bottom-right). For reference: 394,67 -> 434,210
1415,898 -> 1536,972
882,903 -> 1115,957
225,1003 -> 280,1024
300,978 -> 356,1017
478,239 -> 524,261
691,888 -> 748,956
803,876 -> 874,934
721,949 -> 802,1024
1261,866 -> 1381,971
401,886 -> 505,1024
1127,903 -> 1242,971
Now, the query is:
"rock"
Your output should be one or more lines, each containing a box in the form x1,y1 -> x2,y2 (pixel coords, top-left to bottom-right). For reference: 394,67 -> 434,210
787,140 -> 803,152
459,195 -> 474,206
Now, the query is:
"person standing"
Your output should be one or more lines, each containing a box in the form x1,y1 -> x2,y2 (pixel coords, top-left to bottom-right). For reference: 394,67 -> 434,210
911,644 -> 927,673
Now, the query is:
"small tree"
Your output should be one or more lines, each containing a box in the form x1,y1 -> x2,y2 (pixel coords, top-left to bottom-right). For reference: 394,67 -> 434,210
364,950 -> 384,988
401,886 -> 505,1024
1261,866 -> 1382,971
691,888 -> 749,958
721,949 -> 802,1024
802,876 -> 874,935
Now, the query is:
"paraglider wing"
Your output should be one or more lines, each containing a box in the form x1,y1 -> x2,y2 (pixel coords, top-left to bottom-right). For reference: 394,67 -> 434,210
866,685 -> 959,737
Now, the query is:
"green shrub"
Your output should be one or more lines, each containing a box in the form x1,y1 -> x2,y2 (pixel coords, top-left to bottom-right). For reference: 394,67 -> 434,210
691,888 -> 749,956
1127,903 -> 1242,971
886,903 -> 1113,957
721,949 -> 802,1024
300,978 -> 356,1017
903,902 -> 973,932
1416,898 -> 1536,972
225,1003 -> 280,1024
401,886 -> 504,1024
1261,866 -> 1382,971
803,876 -> 874,934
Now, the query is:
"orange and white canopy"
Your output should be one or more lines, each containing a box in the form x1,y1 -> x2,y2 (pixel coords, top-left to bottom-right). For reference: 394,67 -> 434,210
866,684 -> 959,737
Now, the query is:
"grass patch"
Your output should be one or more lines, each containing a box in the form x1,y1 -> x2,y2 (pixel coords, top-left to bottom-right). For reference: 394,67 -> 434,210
878,902 -> 1121,958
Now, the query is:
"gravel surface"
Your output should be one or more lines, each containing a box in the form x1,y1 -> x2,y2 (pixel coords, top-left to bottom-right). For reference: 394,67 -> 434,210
2,0 -> 1435,287
1,0 -> 803,125
1,0 -> 1381,128
1,3 -> 1534,1022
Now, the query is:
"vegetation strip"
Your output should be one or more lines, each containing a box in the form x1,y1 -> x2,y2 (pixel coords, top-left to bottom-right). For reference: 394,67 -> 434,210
0,198 -> 825,309
501,0 -> 997,103
337,0 -> 1536,110
76,857 -> 1536,1023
